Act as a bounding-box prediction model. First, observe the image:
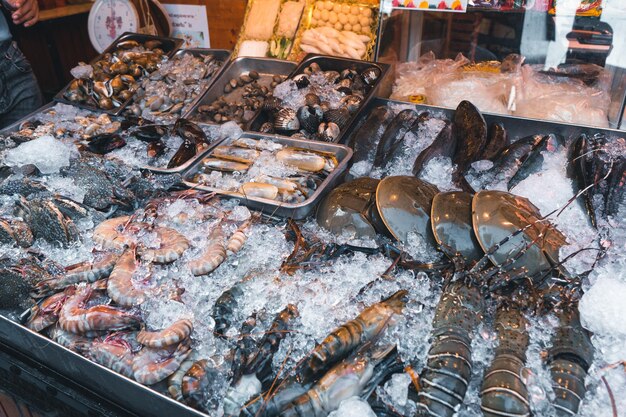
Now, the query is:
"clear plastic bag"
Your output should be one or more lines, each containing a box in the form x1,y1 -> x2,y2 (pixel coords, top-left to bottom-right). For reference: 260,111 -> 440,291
514,64 -> 611,127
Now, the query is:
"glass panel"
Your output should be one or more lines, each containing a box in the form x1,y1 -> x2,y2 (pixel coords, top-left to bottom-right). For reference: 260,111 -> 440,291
376,0 -> 626,128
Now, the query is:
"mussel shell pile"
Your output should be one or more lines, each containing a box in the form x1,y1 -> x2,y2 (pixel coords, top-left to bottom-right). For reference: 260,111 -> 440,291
126,52 -> 226,123
186,136 -> 339,203
194,71 -> 287,126
62,38 -> 169,111
253,61 -> 381,141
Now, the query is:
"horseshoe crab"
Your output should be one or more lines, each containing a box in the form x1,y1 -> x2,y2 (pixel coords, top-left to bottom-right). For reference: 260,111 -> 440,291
431,191 -> 483,262
315,177 -> 380,240
374,176 -> 439,246
472,190 -> 568,277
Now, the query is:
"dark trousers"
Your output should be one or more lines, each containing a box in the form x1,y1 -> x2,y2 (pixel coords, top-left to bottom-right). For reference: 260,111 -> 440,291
0,40 -> 43,129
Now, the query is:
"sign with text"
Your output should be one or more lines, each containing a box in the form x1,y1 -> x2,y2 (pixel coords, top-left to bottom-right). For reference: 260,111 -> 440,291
390,0 -> 468,11
163,3 -> 210,47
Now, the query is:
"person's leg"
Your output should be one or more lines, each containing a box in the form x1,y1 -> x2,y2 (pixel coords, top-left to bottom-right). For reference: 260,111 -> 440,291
0,40 -> 43,129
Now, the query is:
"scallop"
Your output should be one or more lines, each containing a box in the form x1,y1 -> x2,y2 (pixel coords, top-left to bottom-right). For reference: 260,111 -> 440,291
341,4 -> 350,13
310,17 -> 318,26
315,1 -> 324,10
348,14 -> 358,25
321,9 -> 329,20
324,0 -> 334,10
361,26 -> 371,35
329,11 -> 338,24
276,148 -> 326,172
240,182 -> 279,200
313,9 -> 321,19
332,3 -> 342,13
350,5 -> 360,14
359,16 -> 371,26
362,8 -> 372,17
334,22 -> 343,30
344,23 -> 352,31
352,24 -> 362,33
338,14 -> 348,24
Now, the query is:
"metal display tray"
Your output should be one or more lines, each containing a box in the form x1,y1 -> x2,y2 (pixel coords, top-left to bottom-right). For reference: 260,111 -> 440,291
344,97 -> 626,148
53,32 -> 184,116
180,132 -> 353,219
247,54 -> 391,143
0,315 -> 206,417
184,57 -> 297,127
0,101 -> 59,136
167,48 -> 232,117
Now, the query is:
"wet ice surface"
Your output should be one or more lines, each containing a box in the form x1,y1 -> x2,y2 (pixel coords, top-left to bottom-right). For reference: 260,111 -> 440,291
5,136 -> 75,174
273,73 -> 345,111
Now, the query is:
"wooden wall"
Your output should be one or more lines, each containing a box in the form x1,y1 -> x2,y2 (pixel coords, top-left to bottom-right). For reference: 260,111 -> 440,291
10,0 -> 246,100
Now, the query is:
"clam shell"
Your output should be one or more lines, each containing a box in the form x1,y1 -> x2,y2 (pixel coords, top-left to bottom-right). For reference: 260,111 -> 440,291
213,146 -> 260,163
297,105 -> 323,133
259,122 -> 275,133
240,182 -> 279,200
276,148 -> 326,172
340,95 -> 363,113
273,108 -> 300,132
317,122 -> 340,142
293,74 -> 310,89
305,93 -> 321,107
323,107 -> 350,129
202,158 -> 250,172
263,96 -> 284,112
361,67 -> 381,85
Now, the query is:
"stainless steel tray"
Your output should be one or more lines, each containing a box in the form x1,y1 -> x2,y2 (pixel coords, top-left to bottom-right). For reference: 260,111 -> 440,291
345,97 -> 626,148
0,314 -> 206,417
184,57 -> 297,126
247,54 -> 391,143
53,32 -> 184,116
180,132 -> 353,219
0,102 -> 58,136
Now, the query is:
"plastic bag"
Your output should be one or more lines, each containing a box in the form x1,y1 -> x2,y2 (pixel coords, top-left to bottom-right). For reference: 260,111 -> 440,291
514,64 -> 610,127
390,52 -> 469,103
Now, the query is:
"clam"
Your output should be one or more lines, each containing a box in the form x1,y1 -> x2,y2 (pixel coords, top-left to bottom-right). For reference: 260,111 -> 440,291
317,122 -> 341,142
339,69 -> 358,80
263,96 -> 283,112
293,74 -> 310,89
117,39 -> 140,49
202,158 -> 250,172
276,148 -> 326,172
305,93 -> 321,106
98,97 -> 114,110
273,108 -> 300,132
340,95 -> 363,113
297,105 -> 324,133
93,81 -> 113,98
144,40 -> 162,50
212,146 -> 260,163
109,75 -> 125,93
361,66 -> 381,85
240,182 -> 279,200
323,107 -> 350,129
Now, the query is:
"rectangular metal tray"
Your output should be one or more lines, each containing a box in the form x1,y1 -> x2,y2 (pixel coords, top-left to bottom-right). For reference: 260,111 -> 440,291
154,48 -> 232,119
0,102 -> 58,136
180,132 -> 353,219
345,97 -> 626,148
53,32 -> 184,117
0,314 -> 206,417
247,54 -> 391,143
183,57 -> 297,126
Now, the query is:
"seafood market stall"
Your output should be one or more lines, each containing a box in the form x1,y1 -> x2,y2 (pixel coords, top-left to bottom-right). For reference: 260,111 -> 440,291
0,19 -> 624,417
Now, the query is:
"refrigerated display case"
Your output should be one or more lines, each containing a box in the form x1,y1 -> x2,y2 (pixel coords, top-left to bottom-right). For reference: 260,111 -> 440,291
374,0 -> 626,129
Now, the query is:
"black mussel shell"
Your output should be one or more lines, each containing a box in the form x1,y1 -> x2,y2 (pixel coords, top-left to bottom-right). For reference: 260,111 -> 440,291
293,74 -> 310,89
174,118 -> 208,144
273,108 -> 300,132
361,67 -> 381,85
297,105 -> 324,133
263,96 -> 284,112
147,140 -> 166,158
340,95 -> 363,113
317,122 -> 341,142
323,107 -> 350,129
336,86 -> 353,96
259,122 -> 275,133
305,93 -> 321,107
133,124 -> 169,142
86,133 -> 126,154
